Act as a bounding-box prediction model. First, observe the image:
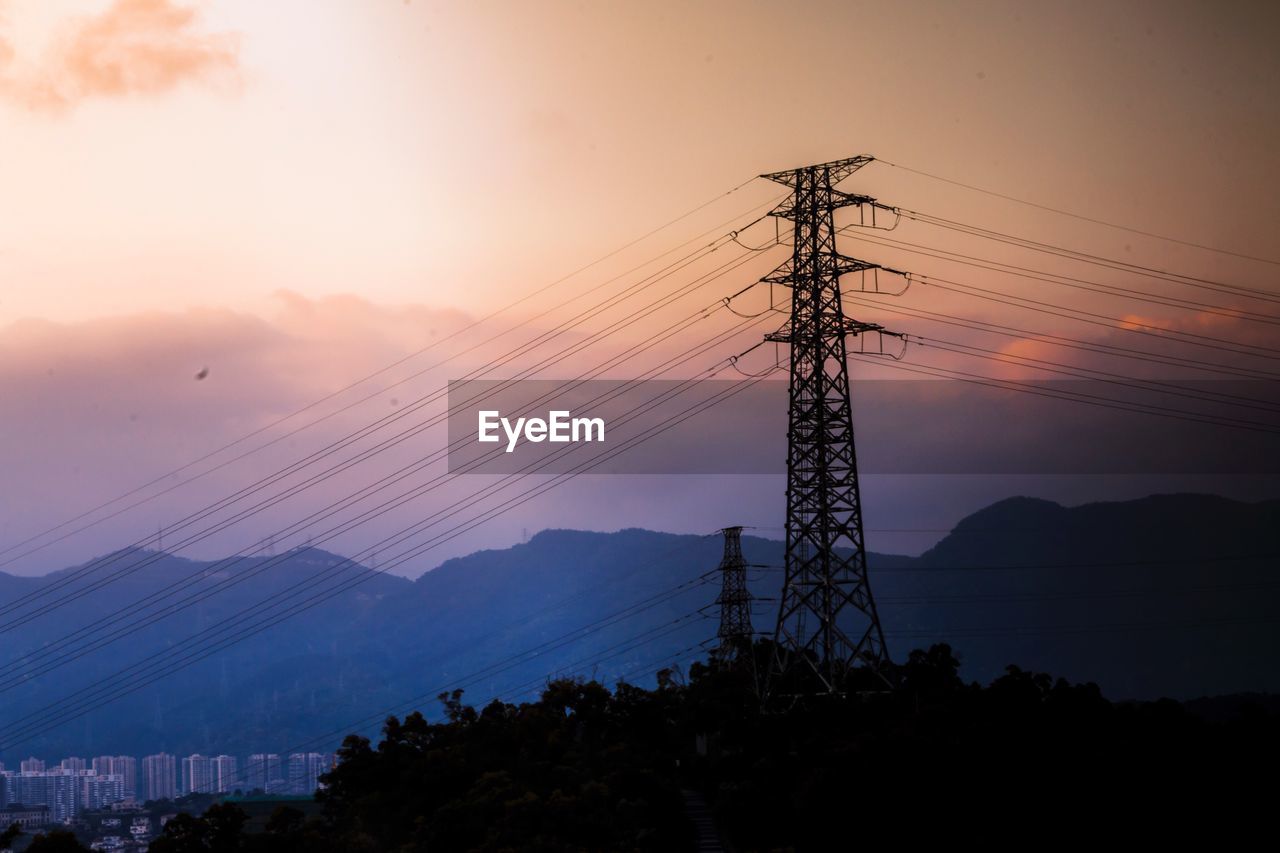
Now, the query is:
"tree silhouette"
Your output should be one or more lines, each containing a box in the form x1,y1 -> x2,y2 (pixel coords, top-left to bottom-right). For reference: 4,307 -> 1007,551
25,831 -> 89,852
149,803 -> 248,853
139,643 -> 1277,850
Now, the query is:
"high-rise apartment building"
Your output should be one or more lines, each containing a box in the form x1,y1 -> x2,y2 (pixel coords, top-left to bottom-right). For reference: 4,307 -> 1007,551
180,754 -> 212,796
80,772 -> 126,811
180,754 -> 238,794
141,753 -> 177,803
211,755 -> 238,794
245,754 -> 283,793
286,753 -> 333,796
91,756 -> 137,800
4,770 -> 80,822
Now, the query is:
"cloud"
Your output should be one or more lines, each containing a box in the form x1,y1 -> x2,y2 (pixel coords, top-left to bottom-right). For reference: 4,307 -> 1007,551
0,0 -> 238,110
2,293 -> 1270,582
0,294 -> 480,573
0,293 -> 479,446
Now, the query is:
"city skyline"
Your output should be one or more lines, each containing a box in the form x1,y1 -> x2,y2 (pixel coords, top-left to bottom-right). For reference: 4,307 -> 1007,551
2,747 -> 337,829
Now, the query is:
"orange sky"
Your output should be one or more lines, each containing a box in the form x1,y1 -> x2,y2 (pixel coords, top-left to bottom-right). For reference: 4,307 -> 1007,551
1,0 -> 1278,574
2,0 -> 1276,324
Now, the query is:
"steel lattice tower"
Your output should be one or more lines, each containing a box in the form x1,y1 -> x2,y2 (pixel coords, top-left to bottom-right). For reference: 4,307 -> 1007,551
762,155 -> 898,694
715,526 -> 753,661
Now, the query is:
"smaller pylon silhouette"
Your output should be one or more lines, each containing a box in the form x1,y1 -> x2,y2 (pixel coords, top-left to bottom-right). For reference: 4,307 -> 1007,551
715,526 -> 753,662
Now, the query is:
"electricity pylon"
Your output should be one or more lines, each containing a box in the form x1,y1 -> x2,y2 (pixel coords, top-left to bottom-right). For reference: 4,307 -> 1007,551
714,526 -> 753,662
761,155 -> 903,695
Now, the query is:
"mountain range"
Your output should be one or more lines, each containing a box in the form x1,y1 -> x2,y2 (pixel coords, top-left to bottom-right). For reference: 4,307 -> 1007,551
1,492 -> 1277,764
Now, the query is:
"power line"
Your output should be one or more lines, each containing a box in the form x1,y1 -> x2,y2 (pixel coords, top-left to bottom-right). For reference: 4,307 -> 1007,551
0,288 -> 773,718
891,271 -> 1280,370
0,247 -> 773,649
0,303 -> 777,688
871,553 -> 1280,572
891,206 -> 1280,302
842,293 -> 1280,385
873,157 -> 1280,268
0,360 -> 778,747
843,225 -> 1280,323
841,297 -> 1280,418
182,591 -> 717,794
875,580 -> 1280,606
0,318 -> 748,688
886,614 -> 1280,639
848,350 -> 1280,436
0,228 -> 781,628
502,633 -> 718,707
188,547 -> 1280,793
201,536 -> 728,793
0,188 -> 786,574
840,230 -> 1280,361
0,228 -> 737,587
0,532 -> 721,753
840,320 -> 1280,422
907,336 -> 1280,429
492,617 -> 712,707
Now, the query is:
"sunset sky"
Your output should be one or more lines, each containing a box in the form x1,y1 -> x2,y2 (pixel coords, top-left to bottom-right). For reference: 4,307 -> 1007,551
2,0 -> 1278,576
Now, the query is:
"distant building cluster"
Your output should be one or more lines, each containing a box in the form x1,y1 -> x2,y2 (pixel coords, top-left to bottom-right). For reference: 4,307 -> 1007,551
0,756 -> 132,822
0,750 -> 337,826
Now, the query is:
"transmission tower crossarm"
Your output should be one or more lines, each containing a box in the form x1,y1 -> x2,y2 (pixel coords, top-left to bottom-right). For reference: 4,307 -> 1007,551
843,320 -> 903,338
770,189 -> 878,219
762,254 -> 880,286
765,321 -> 902,343
759,154 -> 875,187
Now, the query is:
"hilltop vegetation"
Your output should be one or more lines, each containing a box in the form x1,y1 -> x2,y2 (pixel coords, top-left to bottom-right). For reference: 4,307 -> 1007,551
126,641 -> 1277,852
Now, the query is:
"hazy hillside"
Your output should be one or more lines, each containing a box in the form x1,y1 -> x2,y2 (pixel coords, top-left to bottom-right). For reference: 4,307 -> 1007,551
883,494 -> 1280,699
1,493 -> 1276,764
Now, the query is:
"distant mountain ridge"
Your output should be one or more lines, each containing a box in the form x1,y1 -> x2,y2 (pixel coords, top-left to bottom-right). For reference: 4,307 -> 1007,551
1,492 -> 1276,763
